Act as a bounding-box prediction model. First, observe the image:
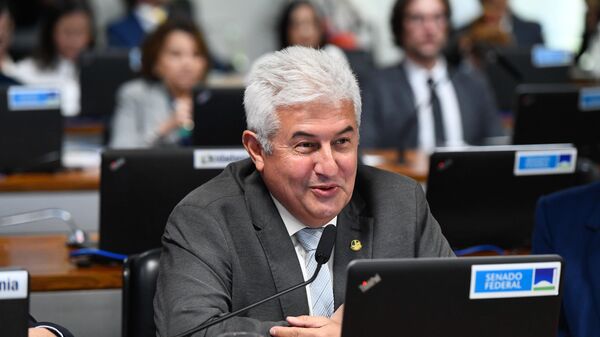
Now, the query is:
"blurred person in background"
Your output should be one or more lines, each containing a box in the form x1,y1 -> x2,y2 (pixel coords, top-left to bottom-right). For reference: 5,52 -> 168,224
0,0 -> 19,85
277,0 -> 347,62
12,0 -> 94,116
109,19 -> 210,148
106,0 -> 192,49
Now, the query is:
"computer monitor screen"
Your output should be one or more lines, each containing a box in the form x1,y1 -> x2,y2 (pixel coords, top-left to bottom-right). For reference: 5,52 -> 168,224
513,83 -> 600,162
426,145 -> 580,249
100,147 -> 248,255
79,50 -> 137,119
0,86 -> 62,173
342,255 -> 563,337
192,87 -> 247,146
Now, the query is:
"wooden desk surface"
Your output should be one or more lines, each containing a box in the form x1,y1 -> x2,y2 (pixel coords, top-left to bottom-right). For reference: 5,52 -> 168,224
0,235 -> 122,291
363,149 -> 429,182
0,168 -> 100,192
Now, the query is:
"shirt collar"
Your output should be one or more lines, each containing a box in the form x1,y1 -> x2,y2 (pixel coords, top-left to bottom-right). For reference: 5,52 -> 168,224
404,57 -> 448,84
271,195 -> 338,238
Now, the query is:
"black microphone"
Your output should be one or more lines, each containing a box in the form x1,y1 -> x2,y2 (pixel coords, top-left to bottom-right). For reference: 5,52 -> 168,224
174,224 -> 337,337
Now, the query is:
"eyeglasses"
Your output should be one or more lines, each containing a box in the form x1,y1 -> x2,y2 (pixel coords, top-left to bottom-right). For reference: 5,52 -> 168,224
404,13 -> 447,27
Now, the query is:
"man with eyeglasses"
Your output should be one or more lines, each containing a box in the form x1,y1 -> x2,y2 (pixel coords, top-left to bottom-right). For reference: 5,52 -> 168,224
361,0 -> 504,153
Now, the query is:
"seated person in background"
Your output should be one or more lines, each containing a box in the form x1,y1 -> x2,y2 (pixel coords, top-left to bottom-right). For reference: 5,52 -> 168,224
12,0 -> 94,116
154,46 -> 453,337
460,0 -> 544,50
107,0 -> 193,49
532,181 -> 600,337
360,0 -> 503,152
109,20 -> 210,149
277,1 -> 347,62
0,0 -> 19,85
29,315 -> 74,337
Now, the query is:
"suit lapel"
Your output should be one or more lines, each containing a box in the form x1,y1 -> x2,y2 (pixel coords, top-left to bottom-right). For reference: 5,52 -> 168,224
585,192 -> 600,321
244,171 -> 309,318
449,69 -> 476,143
333,192 -> 373,309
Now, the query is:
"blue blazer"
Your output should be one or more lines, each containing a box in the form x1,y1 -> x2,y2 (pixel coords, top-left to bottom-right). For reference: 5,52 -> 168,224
106,13 -> 145,49
533,181 -> 600,337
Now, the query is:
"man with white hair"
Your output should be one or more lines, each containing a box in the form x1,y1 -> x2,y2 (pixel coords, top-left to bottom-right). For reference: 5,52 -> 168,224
154,46 -> 453,337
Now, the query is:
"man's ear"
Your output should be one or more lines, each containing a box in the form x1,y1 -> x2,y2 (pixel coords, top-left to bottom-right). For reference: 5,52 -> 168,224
242,130 -> 265,172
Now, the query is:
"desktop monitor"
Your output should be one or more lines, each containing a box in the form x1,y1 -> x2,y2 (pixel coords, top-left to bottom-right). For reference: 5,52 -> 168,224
426,145 -> 580,249
513,83 -> 600,162
100,147 -> 248,255
0,269 -> 29,337
192,87 -> 247,146
482,47 -> 571,111
342,255 -> 563,337
0,86 -> 62,173
79,49 -> 137,119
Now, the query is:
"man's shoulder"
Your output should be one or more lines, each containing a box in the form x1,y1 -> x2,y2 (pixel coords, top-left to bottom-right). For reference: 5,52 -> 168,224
355,164 -> 418,198
177,159 -> 256,209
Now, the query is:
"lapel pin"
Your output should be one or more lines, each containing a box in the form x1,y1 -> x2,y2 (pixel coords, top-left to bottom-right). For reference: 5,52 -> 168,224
350,240 -> 362,252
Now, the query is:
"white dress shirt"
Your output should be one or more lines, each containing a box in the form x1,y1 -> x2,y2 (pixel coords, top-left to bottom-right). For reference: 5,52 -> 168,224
404,58 -> 466,153
271,196 -> 337,316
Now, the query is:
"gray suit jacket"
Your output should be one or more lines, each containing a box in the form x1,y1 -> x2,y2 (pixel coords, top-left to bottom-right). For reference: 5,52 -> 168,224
154,159 -> 453,337
360,62 -> 504,149
109,79 -> 180,149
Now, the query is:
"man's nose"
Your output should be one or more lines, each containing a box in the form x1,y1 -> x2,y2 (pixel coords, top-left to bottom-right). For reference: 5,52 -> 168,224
314,145 -> 338,177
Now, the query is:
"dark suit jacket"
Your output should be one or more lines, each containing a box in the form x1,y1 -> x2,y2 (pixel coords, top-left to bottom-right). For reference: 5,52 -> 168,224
510,14 -> 544,48
29,315 -> 74,337
360,61 -> 504,149
533,182 -> 600,337
106,13 -> 145,49
154,159 -> 453,337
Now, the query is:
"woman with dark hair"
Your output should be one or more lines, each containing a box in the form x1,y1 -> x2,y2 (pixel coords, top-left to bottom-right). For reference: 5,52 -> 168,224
277,0 -> 346,62
13,0 -> 93,116
109,19 -> 210,148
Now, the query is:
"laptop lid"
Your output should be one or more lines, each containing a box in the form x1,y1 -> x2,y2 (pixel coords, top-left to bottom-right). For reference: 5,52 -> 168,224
99,147 -> 248,255
192,87 -> 247,146
0,269 -> 29,337
342,255 -> 563,337
0,86 -> 63,173
426,145 -> 580,249
513,83 -> 600,163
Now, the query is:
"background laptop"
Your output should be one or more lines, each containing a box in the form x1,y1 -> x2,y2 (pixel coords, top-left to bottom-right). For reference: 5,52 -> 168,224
99,147 -> 248,255
0,86 -> 63,173
0,269 -> 29,337
192,87 -> 247,146
426,145 -> 585,249
342,255 -> 563,337
513,83 -> 600,163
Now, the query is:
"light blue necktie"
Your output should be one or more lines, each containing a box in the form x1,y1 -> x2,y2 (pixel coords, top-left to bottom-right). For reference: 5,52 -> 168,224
295,227 -> 334,317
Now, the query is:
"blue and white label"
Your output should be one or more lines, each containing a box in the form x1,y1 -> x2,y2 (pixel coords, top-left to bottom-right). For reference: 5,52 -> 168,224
514,149 -> 577,176
8,86 -> 61,111
193,148 -> 249,169
579,87 -> 600,111
470,262 -> 561,299
531,46 -> 573,68
0,270 -> 28,300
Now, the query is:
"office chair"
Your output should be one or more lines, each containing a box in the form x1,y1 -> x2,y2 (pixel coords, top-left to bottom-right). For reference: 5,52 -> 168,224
122,248 -> 161,337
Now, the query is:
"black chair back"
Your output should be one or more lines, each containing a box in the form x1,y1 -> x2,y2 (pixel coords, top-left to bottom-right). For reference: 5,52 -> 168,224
122,248 -> 161,337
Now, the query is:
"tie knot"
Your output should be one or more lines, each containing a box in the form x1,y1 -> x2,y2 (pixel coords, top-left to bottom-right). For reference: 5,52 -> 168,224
295,227 -> 324,252
427,77 -> 435,88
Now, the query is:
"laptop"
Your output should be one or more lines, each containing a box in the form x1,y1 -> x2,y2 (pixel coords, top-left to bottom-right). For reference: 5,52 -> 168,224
482,47 -> 570,112
513,83 -> 600,163
426,145 -> 581,249
192,87 -> 247,146
0,86 -> 63,173
79,49 -> 138,119
0,269 -> 29,337
342,255 -> 563,337
99,147 -> 248,255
